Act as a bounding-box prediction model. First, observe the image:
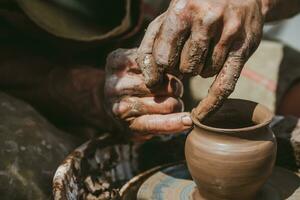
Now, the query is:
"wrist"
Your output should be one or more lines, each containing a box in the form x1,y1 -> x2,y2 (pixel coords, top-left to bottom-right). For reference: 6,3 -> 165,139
260,0 -> 277,19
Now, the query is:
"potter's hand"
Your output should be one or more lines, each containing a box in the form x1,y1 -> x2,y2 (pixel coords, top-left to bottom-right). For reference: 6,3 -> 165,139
138,0 -> 269,120
104,48 -> 192,140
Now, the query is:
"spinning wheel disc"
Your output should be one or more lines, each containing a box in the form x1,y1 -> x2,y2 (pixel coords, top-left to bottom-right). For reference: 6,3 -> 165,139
136,164 -> 300,200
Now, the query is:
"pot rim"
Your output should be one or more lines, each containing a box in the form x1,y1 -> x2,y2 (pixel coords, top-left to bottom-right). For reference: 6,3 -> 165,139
191,99 -> 274,133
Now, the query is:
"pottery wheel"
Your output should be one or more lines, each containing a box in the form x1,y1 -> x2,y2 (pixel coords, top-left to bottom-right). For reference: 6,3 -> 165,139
136,163 -> 300,200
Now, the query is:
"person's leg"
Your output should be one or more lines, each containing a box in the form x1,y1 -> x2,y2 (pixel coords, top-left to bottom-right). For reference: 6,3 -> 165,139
0,92 -> 81,200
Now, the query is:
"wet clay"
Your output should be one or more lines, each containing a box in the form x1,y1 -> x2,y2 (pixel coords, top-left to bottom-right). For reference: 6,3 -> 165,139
185,99 -> 277,200
200,99 -> 258,129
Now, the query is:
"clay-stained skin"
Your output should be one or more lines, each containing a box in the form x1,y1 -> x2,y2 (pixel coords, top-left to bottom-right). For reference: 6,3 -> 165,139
138,0 -> 267,120
105,48 -> 192,140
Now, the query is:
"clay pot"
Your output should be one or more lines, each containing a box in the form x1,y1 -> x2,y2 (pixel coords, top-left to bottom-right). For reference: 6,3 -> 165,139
185,99 -> 276,200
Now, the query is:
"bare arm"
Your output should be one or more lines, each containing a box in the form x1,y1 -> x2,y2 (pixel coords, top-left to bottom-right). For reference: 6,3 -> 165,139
0,43 -> 112,131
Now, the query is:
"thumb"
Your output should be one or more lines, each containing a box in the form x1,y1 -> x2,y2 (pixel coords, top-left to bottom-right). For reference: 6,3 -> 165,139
129,112 -> 192,134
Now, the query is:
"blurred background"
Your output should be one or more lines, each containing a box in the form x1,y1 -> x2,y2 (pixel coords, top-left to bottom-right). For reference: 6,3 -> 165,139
264,14 -> 300,51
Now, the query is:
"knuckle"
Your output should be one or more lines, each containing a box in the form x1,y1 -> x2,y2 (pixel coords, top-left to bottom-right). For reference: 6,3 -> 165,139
106,51 -> 119,69
119,101 -> 131,115
172,0 -> 190,15
186,0 -> 227,25
212,8 -> 224,20
166,14 -> 188,32
107,48 -> 123,61
216,81 -> 235,96
229,52 -> 246,63
229,43 -> 248,62
154,51 -> 169,66
167,5 -> 189,25
230,19 -> 243,29
148,17 -> 162,29
223,21 -> 242,38
167,98 -> 182,112
201,7 -> 224,25
112,101 -> 127,117
106,48 -> 137,70
186,0 -> 202,12
164,101 -> 176,113
113,98 -> 143,120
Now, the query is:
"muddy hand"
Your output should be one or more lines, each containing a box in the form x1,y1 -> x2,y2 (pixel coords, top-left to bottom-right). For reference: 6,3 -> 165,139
104,48 -> 192,140
138,0 -> 269,120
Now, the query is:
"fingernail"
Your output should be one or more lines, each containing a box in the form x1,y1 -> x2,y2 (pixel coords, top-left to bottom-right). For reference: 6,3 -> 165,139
181,115 -> 192,126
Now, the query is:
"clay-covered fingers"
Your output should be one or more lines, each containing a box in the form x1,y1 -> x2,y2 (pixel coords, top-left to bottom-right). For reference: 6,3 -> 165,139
106,48 -> 139,72
186,0 -> 265,120
138,3 -> 189,87
129,112 -> 192,134
138,1 -> 191,87
152,5 -> 190,69
193,55 -> 243,121
138,14 -> 165,87
112,97 -> 184,120
179,22 -> 213,75
105,48 -> 190,139
105,73 -> 183,99
201,18 -> 243,78
193,35 -> 258,121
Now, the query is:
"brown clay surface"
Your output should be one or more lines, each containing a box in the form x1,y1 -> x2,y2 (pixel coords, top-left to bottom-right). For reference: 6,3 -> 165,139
130,163 -> 300,200
186,99 -> 276,200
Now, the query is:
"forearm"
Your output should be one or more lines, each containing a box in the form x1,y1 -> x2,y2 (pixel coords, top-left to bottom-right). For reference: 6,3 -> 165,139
262,0 -> 300,22
0,46 -> 113,131
39,67 -> 112,131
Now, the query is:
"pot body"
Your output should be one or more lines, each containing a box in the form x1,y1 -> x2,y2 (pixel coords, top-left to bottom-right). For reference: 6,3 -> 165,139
185,101 -> 276,200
